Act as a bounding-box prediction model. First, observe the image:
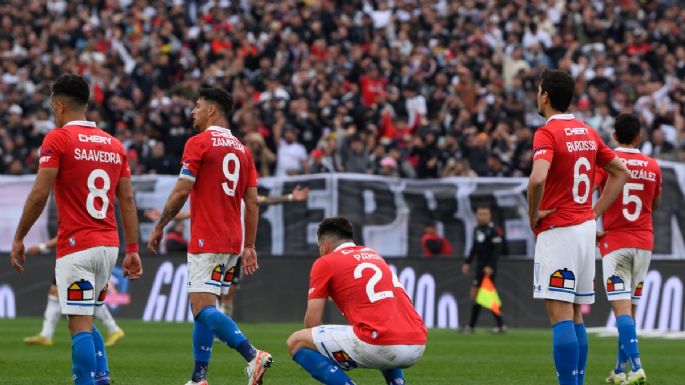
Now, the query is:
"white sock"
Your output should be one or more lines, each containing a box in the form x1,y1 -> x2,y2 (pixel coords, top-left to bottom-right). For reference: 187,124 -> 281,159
40,295 -> 61,339
95,305 -> 119,334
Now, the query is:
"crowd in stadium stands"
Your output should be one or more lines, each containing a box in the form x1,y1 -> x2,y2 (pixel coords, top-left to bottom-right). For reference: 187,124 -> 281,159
0,0 -> 684,178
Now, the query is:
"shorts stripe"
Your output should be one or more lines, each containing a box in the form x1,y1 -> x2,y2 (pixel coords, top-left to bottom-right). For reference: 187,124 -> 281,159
67,302 -> 96,307
631,296 -> 641,299
549,288 -> 576,295
575,292 -> 594,297
607,291 -> 631,296
204,282 -> 222,287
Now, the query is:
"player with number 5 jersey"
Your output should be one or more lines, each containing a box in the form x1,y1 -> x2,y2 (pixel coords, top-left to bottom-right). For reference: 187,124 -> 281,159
287,217 -> 427,385
528,70 -> 630,385
10,74 -> 142,385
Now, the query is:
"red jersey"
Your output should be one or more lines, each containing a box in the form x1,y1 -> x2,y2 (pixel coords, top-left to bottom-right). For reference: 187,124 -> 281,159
180,126 -> 257,254
308,243 -> 427,345
38,121 -> 130,258
595,148 -> 661,255
532,114 -> 615,235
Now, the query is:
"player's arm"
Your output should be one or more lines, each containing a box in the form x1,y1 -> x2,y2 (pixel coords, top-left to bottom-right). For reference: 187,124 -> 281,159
653,167 -> 662,210
242,186 -> 260,276
148,179 -> 193,254
593,157 -> 630,218
144,208 -> 190,221
11,168 -> 57,272
304,298 -> 326,328
527,159 -> 553,230
117,177 -> 143,279
258,185 -> 309,205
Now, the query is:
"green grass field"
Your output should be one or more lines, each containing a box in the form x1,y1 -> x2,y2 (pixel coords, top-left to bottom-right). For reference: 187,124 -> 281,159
0,318 -> 681,385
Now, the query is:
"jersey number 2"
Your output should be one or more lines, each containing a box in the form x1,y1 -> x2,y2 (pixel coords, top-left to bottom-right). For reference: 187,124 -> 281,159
86,169 -> 110,219
222,153 -> 240,197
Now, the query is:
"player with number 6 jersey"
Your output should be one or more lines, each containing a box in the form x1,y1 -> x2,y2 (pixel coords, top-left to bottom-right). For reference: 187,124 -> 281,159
595,113 -> 661,385
287,217 -> 426,385
527,70 -> 629,385
10,74 -> 142,385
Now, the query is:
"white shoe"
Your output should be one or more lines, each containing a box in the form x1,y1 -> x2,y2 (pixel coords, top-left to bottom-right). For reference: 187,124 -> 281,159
605,370 -> 626,384
622,368 -> 646,385
184,380 -> 208,385
245,350 -> 272,385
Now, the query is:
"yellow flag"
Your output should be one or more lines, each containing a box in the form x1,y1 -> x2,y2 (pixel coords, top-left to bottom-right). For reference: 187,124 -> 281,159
476,275 -> 502,316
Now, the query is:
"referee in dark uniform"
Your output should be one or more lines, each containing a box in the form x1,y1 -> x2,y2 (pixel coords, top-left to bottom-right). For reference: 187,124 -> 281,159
461,205 -> 506,333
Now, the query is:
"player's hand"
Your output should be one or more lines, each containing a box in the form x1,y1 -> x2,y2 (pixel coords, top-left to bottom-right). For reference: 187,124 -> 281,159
144,209 -> 162,221
242,247 -> 259,276
596,230 -> 607,243
26,246 -> 41,256
292,185 -> 310,201
461,263 -> 470,275
10,239 -> 26,273
122,252 -> 143,280
529,208 -> 556,231
483,266 -> 494,276
147,226 -> 164,255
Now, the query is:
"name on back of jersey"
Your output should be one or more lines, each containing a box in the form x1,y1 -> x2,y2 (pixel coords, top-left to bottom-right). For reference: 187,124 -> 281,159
621,158 -> 656,182
72,133 -> 122,164
210,131 -> 246,153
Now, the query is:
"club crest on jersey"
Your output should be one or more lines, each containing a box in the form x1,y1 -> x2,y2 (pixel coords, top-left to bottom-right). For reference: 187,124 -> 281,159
634,282 -> 643,297
199,239 -> 205,247
98,284 -> 108,302
549,269 -> 575,290
69,237 -> 76,246
224,266 -> 236,282
331,350 -> 357,370
606,275 -> 625,292
211,265 -> 225,282
68,280 -> 94,301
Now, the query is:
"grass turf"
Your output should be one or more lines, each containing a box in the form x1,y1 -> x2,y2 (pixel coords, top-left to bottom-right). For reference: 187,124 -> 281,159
0,318 -> 681,384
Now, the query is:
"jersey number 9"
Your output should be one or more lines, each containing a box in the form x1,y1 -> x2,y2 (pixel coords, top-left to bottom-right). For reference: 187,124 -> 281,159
222,153 -> 240,197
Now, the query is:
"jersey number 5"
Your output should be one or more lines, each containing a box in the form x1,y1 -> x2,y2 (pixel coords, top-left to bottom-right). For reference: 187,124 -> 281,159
622,182 -> 644,221
86,169 -> 110,219
222,153 -> 240,197
354,262 -> 404,303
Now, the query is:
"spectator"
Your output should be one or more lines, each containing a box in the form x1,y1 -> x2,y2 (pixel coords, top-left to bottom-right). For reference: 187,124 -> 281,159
421,225 -> 453,257
166,221 -> 188,253
144,142 -> 178,175
276,126 -> 308,176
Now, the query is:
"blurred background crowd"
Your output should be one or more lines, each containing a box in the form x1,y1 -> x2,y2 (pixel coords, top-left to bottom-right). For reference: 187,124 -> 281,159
1,0 -> 684,178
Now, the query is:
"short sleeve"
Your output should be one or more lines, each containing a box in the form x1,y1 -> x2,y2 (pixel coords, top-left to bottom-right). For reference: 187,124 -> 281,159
179,136 -> 203,182
308,258 -> 332,300
120,146 -> 131,178
594,132 -> 615,168
38,129 -> 68,169
532,128 -> 554,163
245,148 -> 258,188
594,167 -> 608,190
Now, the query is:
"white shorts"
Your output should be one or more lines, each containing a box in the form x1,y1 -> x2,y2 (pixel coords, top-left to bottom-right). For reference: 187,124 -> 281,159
602,248 -> 651,305
187,253 -> 240,296
55,246 -> 118,315
533,220 -> 596,304
311,325 -> 425,370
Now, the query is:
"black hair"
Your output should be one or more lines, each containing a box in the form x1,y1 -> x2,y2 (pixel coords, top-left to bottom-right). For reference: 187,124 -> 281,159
199,87 -> 233,120
317,217 -> 354,242
614,113 -> 641,145
539,69 -> 575,112
52,74 -> 89,106
475,205 -> 491,212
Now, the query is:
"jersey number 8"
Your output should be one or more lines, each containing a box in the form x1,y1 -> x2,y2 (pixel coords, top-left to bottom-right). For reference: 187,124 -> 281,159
86,169 -> 110,220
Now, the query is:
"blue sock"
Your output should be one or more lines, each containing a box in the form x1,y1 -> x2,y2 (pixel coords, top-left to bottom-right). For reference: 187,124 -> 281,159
192,320 -> 213,381
293,348 -> 356,385
196,306 -> 256,362
72,332 -> 96,385
614,339 -> 628,374
616,315 -> 642,371
91,327 -> 110,385
381,368 -> 405,385
552,320 -> 579,385
574,323 -> 588,385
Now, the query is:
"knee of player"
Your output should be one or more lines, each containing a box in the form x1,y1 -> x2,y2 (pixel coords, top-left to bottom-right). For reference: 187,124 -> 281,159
286,332 -> 304,357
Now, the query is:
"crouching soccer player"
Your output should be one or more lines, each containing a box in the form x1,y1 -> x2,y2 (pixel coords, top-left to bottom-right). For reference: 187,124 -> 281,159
287,217 -> 427,385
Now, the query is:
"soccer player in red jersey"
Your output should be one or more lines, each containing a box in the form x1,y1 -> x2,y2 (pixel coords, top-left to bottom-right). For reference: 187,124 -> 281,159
147,88 -> 271,385
595,113 -> 661,385
10,74 -> 142,385
287,217 -> 427,385
528,70 -> 630,385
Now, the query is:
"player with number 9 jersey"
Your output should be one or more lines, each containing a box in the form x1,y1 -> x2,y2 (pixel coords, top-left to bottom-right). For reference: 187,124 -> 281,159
179,126 -> 257,254
39,121 -> 130,258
